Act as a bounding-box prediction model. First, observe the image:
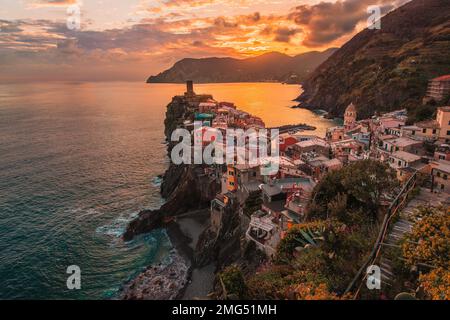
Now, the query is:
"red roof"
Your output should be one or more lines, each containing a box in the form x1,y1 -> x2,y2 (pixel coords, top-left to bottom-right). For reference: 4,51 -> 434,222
433,75 -> 450,81
280,137 -> 298,152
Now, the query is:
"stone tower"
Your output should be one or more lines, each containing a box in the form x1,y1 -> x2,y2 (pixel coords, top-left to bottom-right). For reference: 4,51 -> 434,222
185,80 -> 195,96
344,103 -> 357,130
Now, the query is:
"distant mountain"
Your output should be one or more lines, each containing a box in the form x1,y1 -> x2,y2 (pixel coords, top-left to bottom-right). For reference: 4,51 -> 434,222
147,49 -> 338,84
297,0 -> 450,119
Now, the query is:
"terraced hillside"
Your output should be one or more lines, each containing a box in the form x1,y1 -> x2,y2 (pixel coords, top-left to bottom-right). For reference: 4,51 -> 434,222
297,0 -> 450,119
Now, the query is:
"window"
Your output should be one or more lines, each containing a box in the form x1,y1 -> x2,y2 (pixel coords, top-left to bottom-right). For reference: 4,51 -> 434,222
412,131 -> 415,135
447,130 -> 450,136
441,184 -> 445,190
398,161 -> 402,166
444,175 -> 448,180
433,129 -> 437,134
437,172 -> 441,177
422,128 -> 427,134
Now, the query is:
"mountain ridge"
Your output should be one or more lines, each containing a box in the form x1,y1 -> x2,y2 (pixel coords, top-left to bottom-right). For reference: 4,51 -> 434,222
297,0 -> 450,119
147,48 -> 338,84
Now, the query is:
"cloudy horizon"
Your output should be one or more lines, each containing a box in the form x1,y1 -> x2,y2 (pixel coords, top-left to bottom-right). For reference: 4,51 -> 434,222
0,0 -> 411,82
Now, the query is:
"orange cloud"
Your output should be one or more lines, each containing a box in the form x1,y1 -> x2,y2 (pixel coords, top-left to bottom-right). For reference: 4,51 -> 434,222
28,0 -> 79,8
0,0 -> 410,82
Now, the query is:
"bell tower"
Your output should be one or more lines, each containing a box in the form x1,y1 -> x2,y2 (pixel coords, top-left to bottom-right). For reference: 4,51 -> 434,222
344,103 -> 357,130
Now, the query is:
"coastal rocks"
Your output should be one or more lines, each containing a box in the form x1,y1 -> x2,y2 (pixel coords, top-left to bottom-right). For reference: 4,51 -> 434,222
120,250 -> 190,300
123,209 -> 164,241
124,92 -> 220,241
123,164 -> 220,241
161,163 -> 186,199
164,97 -> 188,145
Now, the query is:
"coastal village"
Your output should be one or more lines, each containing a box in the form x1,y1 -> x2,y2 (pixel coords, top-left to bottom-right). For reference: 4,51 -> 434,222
123,76 -> 450,300
176,78 -> 450,259
2,0 -> 449,305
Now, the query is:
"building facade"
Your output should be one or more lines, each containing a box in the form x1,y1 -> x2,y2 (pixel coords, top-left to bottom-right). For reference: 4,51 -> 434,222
426,75 -> 450,102
437,106 -> 450,142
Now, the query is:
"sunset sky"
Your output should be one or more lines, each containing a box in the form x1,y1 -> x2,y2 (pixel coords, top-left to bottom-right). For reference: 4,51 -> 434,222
0,0 -> 410,82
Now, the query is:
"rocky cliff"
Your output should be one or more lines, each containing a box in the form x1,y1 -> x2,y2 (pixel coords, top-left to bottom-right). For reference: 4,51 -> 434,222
297,0 -> 450,119
123,94 -> 219,241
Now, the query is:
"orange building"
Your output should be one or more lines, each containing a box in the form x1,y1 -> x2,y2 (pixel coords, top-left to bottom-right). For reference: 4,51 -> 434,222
226,165 -> 238,192
437,106 -> 450,142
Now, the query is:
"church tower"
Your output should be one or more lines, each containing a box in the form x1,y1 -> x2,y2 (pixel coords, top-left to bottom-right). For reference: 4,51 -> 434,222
344,103 -> 357,130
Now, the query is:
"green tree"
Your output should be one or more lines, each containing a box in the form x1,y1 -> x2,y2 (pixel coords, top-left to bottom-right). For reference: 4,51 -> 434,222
219,265 -> 247,299
243,190 -> 262,217
308,160 -> 397,223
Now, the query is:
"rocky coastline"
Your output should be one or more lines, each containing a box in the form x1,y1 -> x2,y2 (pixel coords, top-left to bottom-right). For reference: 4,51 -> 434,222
122,164 -> 218,241
120,92 -> 220,300
120,249 -> 190,300
120,89 -> 267,300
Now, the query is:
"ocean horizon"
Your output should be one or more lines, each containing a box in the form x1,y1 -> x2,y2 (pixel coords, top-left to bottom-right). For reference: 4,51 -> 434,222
0,82 -> 334,299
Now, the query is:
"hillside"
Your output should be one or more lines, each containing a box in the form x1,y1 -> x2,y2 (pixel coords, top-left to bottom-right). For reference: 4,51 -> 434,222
147,49 -> 338,84
297,0 -> 450,119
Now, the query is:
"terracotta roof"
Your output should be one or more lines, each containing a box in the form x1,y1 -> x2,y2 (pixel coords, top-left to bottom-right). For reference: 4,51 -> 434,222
416,120 -> 440,129
433,75 -> 450,81
391,151 -> 421,163
323,158 -> 342,168
432,160 -> 450,174
388,137 -> 422,148
295,138 -> 329,148
380,118 -> 405,128
379,134 -> 397,141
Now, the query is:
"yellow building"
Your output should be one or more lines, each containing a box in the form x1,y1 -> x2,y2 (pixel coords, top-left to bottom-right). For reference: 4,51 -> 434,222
431,160 -> 450,193
344,103 -> 357,130
414,120 -> 440,141
226,165 -> 238,192
437,106 -> 450,142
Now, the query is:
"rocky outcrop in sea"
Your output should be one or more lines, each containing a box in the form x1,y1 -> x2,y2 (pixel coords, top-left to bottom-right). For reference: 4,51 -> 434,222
123,93 -> 219,241
120,249 -> 189,300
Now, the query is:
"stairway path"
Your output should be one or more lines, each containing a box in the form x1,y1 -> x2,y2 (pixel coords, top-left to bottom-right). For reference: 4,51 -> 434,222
380,189 -> 448,286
